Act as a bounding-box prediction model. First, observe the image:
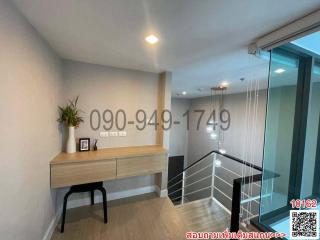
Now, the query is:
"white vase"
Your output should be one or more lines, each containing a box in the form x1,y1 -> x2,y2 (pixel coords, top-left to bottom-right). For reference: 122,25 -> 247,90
66,126 -> 76,153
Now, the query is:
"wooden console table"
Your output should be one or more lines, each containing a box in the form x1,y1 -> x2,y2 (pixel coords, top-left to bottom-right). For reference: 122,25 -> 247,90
50,145 -> 168,194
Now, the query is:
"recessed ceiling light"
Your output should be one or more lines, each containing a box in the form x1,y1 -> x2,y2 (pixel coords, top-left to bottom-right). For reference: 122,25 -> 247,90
182,91 -> 187,95
145,35 -> 159,45
275,68 -> 286,74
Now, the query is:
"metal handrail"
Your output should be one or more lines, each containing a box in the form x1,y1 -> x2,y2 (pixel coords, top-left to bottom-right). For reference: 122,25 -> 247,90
185,150 -> 262,173
167,163 -> 213,190
230,171 -> 280,232
168,174 -> 213,196
185,174 -> 212,190
168,172 -> 261,205
219,165 -> 261,188
167,149 -> 280,233
185,163 -> 214,180
171,185 -> 212,202
168,149 -> 263,185
167,152 -> 212,185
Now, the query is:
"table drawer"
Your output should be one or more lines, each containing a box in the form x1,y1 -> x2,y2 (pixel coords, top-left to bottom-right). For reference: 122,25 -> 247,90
51,160 -> 116,188
117,154 -> 166,178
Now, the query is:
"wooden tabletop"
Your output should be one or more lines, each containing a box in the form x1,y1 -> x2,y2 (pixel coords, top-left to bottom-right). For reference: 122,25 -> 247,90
50,145 -> 168,165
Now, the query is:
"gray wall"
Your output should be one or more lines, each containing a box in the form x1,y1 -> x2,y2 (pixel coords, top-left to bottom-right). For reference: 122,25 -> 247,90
170,90 -> 267,208
169,98 -> 190,163
187,90 -> 267,167
61,60 -> 160,200
0,3 -> 167,238
0,0 -> 64,239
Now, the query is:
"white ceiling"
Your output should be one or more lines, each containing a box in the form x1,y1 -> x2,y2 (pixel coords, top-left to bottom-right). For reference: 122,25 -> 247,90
12,0 -> 320,98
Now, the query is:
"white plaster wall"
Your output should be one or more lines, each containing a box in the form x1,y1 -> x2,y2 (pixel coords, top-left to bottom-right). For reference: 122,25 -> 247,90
60,60 -> 161,199
0,0 -> 64,239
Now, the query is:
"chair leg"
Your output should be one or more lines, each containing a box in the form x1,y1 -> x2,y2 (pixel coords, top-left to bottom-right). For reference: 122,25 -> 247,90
61,190 -> 72,233
91,190 -> 94,205
98,187 -> 108,223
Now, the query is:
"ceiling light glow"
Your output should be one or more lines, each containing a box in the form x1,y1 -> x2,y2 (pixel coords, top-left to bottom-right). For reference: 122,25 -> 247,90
221,81 -> 229,87
182,91 -> 187,95
210,132 -> 218,140
206,125 -> 213,133
274,68 -> 286,74
145,35 -> 159,45
214,159 -> 222,167
219,149 -> 226,154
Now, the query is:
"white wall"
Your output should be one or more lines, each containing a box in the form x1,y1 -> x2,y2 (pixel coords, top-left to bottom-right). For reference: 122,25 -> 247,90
63,60 -> 159,148
169,98 -> 190,161
61,60 -> 160,199
0,0 -> 63,239
0,1 -> 171,239
0,3 -> 171,237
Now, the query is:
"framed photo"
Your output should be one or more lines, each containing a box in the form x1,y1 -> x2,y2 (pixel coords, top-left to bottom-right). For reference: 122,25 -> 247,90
79,138 -> 90,152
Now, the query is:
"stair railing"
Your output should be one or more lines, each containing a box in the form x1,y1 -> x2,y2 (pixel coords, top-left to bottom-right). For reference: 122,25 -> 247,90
167,150 -> 279,232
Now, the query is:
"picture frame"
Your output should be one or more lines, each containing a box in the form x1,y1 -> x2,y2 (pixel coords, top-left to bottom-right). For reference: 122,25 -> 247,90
79,138 -> 90,152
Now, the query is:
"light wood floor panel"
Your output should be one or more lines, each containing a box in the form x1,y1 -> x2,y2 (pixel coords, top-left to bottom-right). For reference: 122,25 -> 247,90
51,193 -> 188,240
176,198 -> 231,233
176,198 -> 265,240
51,194 -> 262,240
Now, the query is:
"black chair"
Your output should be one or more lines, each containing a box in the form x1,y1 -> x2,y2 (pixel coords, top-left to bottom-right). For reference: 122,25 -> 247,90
61,182 -> 108,233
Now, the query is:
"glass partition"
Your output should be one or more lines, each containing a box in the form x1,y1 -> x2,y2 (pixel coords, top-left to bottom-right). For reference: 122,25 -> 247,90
258,32 -> 320,237
260,49 -> 299,217
301,62 -> 320,200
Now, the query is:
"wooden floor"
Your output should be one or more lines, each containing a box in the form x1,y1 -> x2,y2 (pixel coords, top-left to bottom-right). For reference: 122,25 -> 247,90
176,198 -> 231,232
176,199 -> 264,239
51,194 -> 261,240
51,193 -> 188,240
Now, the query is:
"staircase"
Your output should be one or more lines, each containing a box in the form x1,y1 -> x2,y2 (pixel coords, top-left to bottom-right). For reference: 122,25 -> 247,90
175,198 -> 262,233
176,198 -> 230,232
167,150 -> 272,233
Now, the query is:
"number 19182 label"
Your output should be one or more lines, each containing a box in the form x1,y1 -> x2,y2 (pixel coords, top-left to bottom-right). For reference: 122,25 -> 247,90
290,199 -> 319,239
290,199 -> 317,209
